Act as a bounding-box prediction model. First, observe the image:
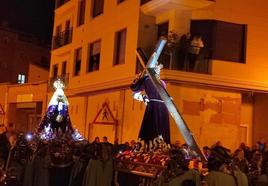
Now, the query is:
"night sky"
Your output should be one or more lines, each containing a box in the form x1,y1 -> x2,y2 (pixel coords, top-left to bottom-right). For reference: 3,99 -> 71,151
0,0 -> 55,44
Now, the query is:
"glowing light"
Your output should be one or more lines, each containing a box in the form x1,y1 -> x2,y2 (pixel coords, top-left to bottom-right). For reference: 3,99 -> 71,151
71,129 -> 84,141
53,79 -> 65,90
26,133 -> 33,141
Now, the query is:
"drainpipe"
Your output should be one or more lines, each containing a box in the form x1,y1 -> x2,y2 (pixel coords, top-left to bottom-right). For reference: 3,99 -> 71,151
84,96 -> 88,138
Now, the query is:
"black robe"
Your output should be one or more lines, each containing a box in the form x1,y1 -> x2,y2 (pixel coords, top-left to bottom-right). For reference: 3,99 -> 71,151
131,75 -> 170,144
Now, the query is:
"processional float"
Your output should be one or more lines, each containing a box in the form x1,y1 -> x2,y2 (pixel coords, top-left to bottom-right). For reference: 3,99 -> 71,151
135,38 -> 206,162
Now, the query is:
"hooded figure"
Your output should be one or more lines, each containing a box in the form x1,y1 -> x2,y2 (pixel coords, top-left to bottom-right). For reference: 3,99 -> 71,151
130,65 -> 170,144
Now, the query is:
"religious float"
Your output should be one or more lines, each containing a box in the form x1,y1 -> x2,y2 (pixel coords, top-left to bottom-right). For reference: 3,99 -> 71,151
113,38 -> 206,186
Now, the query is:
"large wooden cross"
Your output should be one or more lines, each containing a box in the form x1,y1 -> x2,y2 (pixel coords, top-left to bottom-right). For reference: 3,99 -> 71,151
136,38 -> 206,162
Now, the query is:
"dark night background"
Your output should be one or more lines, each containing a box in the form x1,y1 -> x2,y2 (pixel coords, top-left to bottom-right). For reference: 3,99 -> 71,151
0,0 -> 55,44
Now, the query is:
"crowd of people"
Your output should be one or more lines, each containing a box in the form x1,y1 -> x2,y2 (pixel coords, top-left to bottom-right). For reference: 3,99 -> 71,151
1,126 -> 268,186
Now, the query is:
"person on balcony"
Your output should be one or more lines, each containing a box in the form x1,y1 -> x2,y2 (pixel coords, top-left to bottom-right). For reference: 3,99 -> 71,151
187,35 -> 204,72
176,32 -> 191,71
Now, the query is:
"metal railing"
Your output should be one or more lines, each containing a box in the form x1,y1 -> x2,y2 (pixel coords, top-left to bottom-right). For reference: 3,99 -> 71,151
136,46 -> 212,74
52,28 -> 73,50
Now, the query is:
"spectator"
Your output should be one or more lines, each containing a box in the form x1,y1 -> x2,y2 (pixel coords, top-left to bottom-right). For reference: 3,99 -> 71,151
239,142 -> 251,161
233,149 -> 249,174
248,152 -> 263,185
176,32 -> 191,70
102,136 -> 108,143
257,138 -> 267,153
113,138 -> 119,154
187,35 -> 204,72
0,129 -> 17,165
250,143 -> 260,161
262,143 -> 268,178
93,136 -> 100,144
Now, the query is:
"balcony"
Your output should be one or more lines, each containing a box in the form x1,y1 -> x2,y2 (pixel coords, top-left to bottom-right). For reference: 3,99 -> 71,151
52,28 -> 73,50
136,44 -> 211,75
141,0 -> 215,16
55,0 -> 70,9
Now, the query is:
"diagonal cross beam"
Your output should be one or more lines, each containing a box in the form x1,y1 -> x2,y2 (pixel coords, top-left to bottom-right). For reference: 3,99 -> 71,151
136,38 -> 206,162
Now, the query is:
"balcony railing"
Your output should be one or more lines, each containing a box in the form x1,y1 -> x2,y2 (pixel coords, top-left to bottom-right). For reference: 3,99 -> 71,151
136,46 -> 211,75
52,28 -> 73,50
55,0 -> 70,9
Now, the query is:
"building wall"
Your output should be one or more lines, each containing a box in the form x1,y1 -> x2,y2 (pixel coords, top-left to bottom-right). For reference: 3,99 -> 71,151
8,83 -> 47,104
140,0 -> 268,83
84,90 -> 124,143
68,96 -> 87,137
122,89 -> 146,143
6,83 -> 48,131
241,95 -> 254,147
253,93 -> 268,143
192,0 -> 268,83
0,30 -> 16,82
65,82 -> 248,150
51,0 -> 140,90
137,12 -> 157,51
0,28 -> 50,84
166,84 -> 242,150
28,64 -> 49,83
50,0 -> 268,148
66,88 -> 144,144
0,84 -> 8,132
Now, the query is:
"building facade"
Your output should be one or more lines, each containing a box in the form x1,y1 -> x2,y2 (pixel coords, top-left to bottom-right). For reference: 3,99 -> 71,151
50,0 -> 268,150
0,64 -> 49,133
0,25 -> 50,84
0,25 -> 50,132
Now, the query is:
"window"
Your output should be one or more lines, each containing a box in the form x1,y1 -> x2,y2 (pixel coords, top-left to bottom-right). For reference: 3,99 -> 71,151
55,25 -> 62,36
114,28 -> 127,65
213,21 -> 246,63
157,21 -> 169,39
74,48 -> 82,76
52,64 -> 58,78
65,20 -> 70,30
18,74 -> 26,84
117,0 -> 125,4
88,40 -> 101,72
77,0 -> 86,26
64,20 -> 71,43
191,20 -> 247,63
62,61 -> 67,76
92,0 -> 104,18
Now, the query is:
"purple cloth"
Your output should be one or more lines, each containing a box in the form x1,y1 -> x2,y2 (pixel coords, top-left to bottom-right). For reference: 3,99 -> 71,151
38,104 -> 73,133
131,75 -> 170,144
